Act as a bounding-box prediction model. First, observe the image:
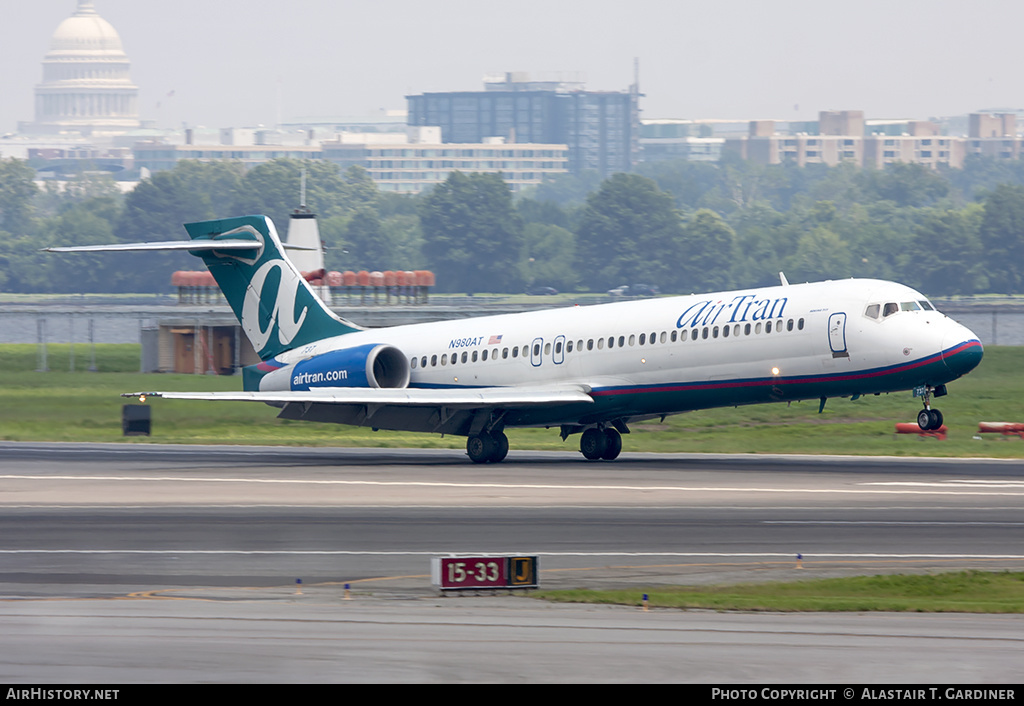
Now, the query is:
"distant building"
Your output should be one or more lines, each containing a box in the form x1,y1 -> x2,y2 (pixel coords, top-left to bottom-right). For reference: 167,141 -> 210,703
721,109 -> 1024,169
20,1 -> 140,137
322,127 -> 568,194
407,73 -> 639,177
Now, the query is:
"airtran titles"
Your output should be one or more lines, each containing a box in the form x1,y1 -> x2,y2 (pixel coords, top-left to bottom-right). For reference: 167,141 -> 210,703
676,294 -> 788,330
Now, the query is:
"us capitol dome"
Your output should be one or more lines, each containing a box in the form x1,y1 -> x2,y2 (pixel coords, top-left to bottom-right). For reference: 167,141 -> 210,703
21,1 -> 140,135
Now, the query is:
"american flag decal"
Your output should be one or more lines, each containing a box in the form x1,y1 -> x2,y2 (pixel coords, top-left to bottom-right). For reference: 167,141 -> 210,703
488,335 -> 503,345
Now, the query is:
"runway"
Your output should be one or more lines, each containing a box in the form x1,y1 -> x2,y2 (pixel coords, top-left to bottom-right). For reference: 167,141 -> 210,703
1,442 -> 1023,682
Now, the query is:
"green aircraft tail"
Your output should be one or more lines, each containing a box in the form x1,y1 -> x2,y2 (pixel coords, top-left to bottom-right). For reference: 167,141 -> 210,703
184,215 -> 360,360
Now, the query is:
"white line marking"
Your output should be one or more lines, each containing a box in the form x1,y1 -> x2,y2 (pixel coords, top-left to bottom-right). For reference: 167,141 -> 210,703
1,550 -> 1023,559
3,475 -> 1024,496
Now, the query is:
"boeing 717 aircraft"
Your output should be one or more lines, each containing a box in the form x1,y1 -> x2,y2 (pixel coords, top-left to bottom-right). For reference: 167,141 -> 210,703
49,214 -> 984,463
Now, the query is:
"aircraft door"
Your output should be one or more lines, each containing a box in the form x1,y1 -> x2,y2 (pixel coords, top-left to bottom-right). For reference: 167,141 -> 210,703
531,337 -> 544,367
828,312 -> 849,358
553,335 -> 565,365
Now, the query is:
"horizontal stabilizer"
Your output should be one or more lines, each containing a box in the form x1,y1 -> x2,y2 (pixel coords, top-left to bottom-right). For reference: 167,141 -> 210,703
43,241 -> 317,254
43,240 -> 261,254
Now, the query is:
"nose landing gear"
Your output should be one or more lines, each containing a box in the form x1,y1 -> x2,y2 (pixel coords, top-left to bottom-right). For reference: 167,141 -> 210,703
916,385 -> 946,431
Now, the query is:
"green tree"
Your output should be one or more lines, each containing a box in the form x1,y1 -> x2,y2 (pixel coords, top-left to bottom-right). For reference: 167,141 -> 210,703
231,158 -> 349,232
520,223 -> 578,292
910,206 -> 985,296
418,172 -> 524,293
980,183 -> 1024,293
575,173 -> 685,292
0,158 -> 39,235
677,209 -> 738,292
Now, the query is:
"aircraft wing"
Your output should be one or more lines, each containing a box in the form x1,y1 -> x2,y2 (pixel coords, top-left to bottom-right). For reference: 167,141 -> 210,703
122,384 -> 593,407
122,384 -> 595,436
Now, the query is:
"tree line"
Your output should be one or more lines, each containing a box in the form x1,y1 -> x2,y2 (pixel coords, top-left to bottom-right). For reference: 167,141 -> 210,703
2,153 -> 1024,297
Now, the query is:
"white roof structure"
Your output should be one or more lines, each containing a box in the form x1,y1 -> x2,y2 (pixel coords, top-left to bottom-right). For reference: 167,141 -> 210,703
21,1 -> 140,136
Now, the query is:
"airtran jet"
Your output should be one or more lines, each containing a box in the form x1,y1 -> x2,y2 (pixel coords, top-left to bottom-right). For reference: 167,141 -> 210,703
48,215 -> 984,463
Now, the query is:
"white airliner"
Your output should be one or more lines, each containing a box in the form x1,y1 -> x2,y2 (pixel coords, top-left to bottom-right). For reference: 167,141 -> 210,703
48,214 -> 984,463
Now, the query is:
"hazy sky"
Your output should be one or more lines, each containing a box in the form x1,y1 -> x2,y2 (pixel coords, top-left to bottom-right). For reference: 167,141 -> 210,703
3,0 -> 1023,134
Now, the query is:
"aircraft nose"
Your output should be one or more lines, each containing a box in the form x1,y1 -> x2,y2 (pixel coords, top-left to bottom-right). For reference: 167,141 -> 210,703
940,322 -> 984,379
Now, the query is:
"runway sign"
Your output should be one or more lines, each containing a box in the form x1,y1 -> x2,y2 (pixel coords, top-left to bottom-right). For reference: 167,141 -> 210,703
432,555 -> 538,591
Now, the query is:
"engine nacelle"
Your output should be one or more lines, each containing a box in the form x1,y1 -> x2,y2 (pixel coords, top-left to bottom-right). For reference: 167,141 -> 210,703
260,343 -> 410,391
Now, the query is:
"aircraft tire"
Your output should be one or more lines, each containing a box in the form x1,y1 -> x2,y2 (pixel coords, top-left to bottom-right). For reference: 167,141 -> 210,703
580,428 -> 608,460
928,409 -> 943,430
600,428 -> 622,460
917,409 -> 932,431
489,431 -> 509,463
467,434 -> 496,464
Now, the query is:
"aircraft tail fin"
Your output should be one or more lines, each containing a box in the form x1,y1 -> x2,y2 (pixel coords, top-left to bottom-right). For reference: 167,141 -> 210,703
182,215 -> 361,359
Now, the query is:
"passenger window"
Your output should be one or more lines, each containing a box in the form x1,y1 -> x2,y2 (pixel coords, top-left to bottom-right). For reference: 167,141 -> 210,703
712,326 -> 719,338
481,350 -> 488,361
865,304 -> 880,319
522,345 -> 529,357
431,355 -> 437,367
755,323 -> 762,334
597,338 -> 604,350
776,319 -> 783,332
629,334 -> 636,346
472,351 -> 478,362
680,329 -> 688,342
765,321 -> 772,333
650,331 -> 656,343
462,352 -> 468,363
798,318 -> 804,330
512,347 -> 518,358
555,341 -> 562,354
608,337 -> 615,349
744,323 -> 751,335
441,354 -> 448,366
533,343 -> 541,357
411,357 -> 417,369
883,302 -> 898,317
702,327 -> 709,339
722,325 -> 730,338
787,319 -> 794,331
587,339 -> 594,351
618,336 -> 625,347
544,342 -> 551,355
639,333 -> 646,345
660,332 -> 667,344
733,324 -> 740,337
670,330 -> 677,342
567,341 -> 573,353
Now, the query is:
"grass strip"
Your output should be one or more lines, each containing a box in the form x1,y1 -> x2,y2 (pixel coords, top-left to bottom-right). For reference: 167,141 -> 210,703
0,344 -> 1022,456
533,571 -> 1024,613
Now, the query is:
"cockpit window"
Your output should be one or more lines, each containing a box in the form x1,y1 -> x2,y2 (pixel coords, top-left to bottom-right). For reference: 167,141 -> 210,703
865,304 -> 880,319
883,302 -> 899,317
900,301 -> 921,311
919,300 -> 935,311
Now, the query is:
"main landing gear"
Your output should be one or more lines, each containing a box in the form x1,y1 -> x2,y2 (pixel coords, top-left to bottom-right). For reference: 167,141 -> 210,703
466,431 -> 509,464
916,384 -> 946,431
579,427 -> 622,461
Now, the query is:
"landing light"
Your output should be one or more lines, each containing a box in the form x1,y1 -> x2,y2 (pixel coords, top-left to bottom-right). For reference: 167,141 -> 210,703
138,394 -> 147,403
641,358 -> 646,364
771,367 -> 780,376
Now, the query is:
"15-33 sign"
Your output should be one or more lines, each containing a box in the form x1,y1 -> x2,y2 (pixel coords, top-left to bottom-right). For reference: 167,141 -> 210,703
432,556 -> 538,590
